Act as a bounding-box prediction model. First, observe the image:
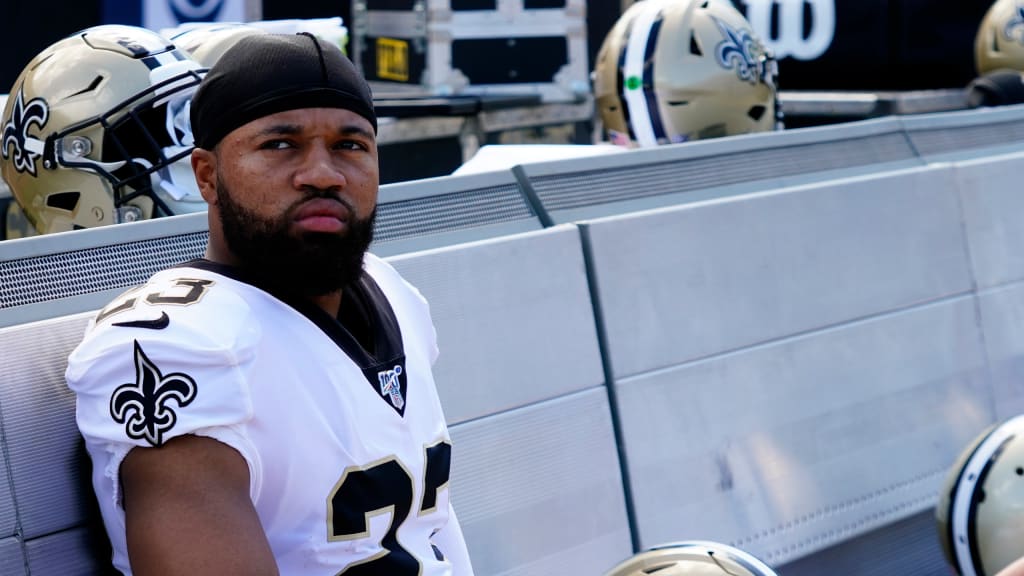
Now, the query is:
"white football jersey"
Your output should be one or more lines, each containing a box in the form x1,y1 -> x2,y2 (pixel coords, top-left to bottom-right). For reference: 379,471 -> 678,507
66,254 -> 473,575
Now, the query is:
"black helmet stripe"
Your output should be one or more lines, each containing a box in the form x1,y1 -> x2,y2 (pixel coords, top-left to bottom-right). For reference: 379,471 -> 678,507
967,436 -> 1013,575
641,15 -> 668,143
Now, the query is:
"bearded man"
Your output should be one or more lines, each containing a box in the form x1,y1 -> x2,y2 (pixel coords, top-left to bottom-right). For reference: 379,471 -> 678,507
66,32 -> 475,576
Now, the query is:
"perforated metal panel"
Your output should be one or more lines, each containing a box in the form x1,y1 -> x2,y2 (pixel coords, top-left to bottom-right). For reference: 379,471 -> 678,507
374,182 -> 534,243
449,387 -> 632,576
388,225 -> 602,425
777,510 -> 949,576
0,538 -> 26,576
24,528 -> 106,576
0,315 -> 94,539
528,132 -> 916,212
0,232 -> 207,310
909,119 -> 1024,156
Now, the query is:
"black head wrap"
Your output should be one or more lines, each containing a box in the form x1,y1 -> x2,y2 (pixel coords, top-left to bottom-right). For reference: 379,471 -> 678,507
190,32 -> 376,149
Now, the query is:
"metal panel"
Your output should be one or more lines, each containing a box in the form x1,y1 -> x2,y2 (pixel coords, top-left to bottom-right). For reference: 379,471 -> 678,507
582,165 -> 973,380
0,537 -> 26,576
24,528 -> 106,576
0,314 -> 93,538
776,510 -> 950,576
904,103 -> 1024,161
0,422 -> 17,539
612,297 -> 992,565
387,225 -> 603,424
976,283 -> 1024,421
517,116 -> 921,223
449,387 -> 632,576
953,150 -> 1024,290
373,169 -> 542,257
0,214 -> 208,316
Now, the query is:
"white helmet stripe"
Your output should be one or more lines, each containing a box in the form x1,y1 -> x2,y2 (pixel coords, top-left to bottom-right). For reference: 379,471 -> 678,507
950,414 -> 1024,576
621,0 -> 668,148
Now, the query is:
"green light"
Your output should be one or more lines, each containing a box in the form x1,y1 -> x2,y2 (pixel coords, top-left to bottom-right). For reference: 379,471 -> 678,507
625,76 -> 642,90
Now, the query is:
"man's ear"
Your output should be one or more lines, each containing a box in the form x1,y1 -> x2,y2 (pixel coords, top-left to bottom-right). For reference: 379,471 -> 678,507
191,148 -> 218,205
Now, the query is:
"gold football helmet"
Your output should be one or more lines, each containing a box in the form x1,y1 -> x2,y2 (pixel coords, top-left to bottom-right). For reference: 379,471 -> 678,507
593,0 -> 780,148
168,23 -> 269,67
604,541 -> 779,576
976,0 -> 1024,75
0,25 -> 205,235
936,415 -> 1024,576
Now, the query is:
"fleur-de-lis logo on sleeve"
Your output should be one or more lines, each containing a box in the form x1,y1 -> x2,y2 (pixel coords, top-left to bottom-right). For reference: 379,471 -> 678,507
110,340 -> 198,447
1,87 -> 49,176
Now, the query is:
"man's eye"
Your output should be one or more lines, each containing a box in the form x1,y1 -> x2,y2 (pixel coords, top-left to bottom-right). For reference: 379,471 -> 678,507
336,140 -> 368,151
261,139 -> 293,150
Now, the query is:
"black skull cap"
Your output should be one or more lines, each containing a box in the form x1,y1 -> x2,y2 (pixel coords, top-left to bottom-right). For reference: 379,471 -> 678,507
190,32 -> 376,149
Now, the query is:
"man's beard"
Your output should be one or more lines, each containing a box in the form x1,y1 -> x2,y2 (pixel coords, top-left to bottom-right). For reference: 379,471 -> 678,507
215,175 -> 376,297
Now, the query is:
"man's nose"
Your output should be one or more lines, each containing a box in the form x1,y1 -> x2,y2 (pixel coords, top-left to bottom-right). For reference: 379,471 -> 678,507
292,144 -> 346,191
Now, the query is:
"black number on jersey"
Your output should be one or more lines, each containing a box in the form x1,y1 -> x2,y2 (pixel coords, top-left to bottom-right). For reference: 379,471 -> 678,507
94,278 -> 214,323
327,440 -> 453,575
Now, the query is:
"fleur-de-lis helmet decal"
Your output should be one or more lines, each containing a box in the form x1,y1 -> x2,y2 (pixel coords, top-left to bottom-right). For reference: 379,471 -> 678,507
110,340 -> 198,447
1,87 -> 49,176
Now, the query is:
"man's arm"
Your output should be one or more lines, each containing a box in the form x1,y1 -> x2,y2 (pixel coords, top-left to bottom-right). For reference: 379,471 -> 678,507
120,434 -> 278,576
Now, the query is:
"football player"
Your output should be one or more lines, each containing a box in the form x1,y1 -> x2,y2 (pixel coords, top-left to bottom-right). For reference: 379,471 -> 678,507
65,32 -> 474,575
593,0 -> 781,148
936,415 -> 1024,576
0,25 -> 206,237
604,541 -> 779,576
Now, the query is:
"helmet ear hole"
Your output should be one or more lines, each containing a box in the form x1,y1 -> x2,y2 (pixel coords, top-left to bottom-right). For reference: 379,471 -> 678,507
45,191 -> 81,211
748,105 -> 767,121
690,33 -> 703,56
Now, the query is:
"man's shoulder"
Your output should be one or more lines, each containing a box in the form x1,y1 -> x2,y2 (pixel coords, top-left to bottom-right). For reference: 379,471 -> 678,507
72,265 -> 260,361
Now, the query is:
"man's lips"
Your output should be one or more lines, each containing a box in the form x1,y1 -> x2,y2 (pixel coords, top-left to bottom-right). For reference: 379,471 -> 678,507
293,198 -> 351,233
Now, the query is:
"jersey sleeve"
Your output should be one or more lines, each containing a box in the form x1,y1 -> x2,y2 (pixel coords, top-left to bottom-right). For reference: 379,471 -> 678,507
65,273 -> 263,503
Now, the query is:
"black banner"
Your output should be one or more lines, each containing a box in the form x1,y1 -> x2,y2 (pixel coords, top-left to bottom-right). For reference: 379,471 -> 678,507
730,0 -> 996,91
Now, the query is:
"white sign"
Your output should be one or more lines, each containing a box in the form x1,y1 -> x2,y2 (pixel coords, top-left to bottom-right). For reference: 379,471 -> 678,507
144,0 -> 247,32
743,0 -> 836,61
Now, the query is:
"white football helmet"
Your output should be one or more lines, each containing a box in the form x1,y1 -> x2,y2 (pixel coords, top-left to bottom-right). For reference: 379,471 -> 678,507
168,23 -> 269,67
604,541 -> 779,576
593,0 -> 780,148
0,25 -> 205,235
936,415 -> 1024,576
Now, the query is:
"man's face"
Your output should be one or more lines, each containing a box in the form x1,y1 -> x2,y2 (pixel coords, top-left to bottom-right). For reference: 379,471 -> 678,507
206,107 -> 380,295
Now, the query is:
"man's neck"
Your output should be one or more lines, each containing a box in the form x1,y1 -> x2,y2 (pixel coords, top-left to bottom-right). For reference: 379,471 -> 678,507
309,291 -> 343,318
